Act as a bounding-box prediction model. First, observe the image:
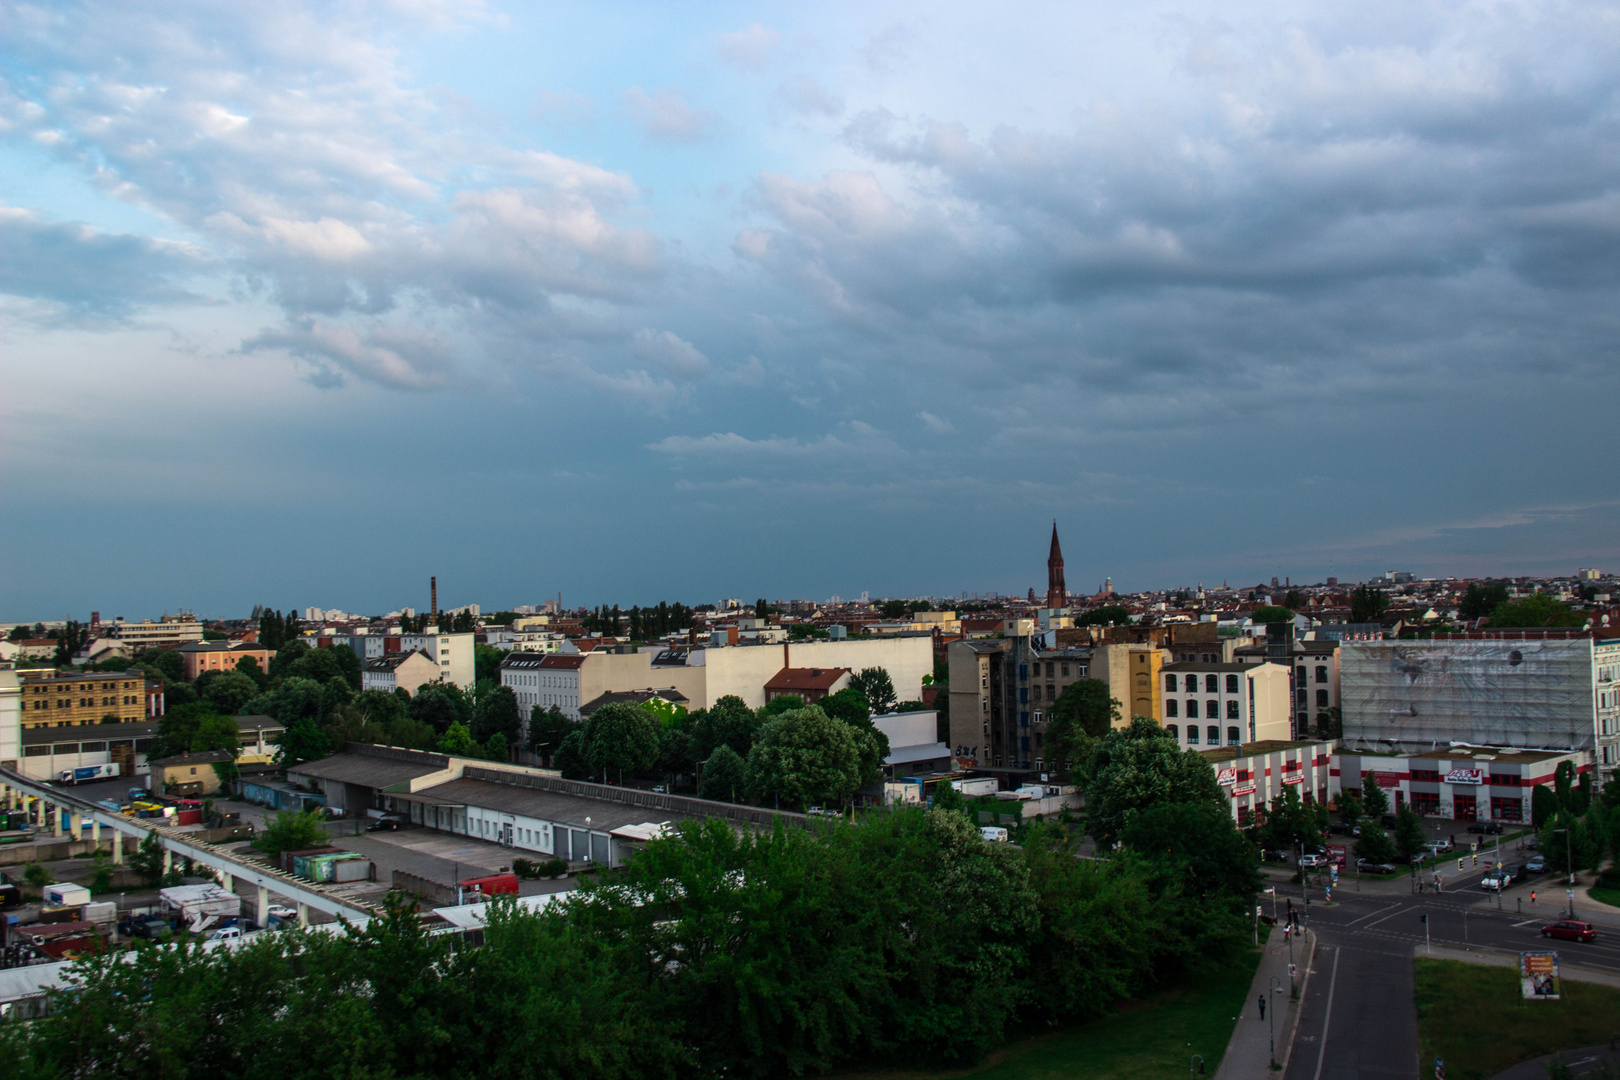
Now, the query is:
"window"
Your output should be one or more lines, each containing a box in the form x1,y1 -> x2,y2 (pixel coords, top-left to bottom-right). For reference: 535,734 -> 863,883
1046,663 -> 1055,677
1316,665 -> 1328,684
1165,673 -> 1178,692
1227,726 -> 1240,745
1297,689 -> 1307,704
1226,674 -> 1240,693
1207,726 -> 1219,744
1296,666 -> 1307,685
1316,689 -> 1329,707
1061,663 -> 1070,677
1186,699 -> 1198,718
1166,699 -> 1179,718
1411,769 -> 1440,782
1205,674 -> 1218,693
1227,700 -> 1240,719
1167,724 -> 1179,739
1206,700 -> 1220,718
1187,727 -> 1200,745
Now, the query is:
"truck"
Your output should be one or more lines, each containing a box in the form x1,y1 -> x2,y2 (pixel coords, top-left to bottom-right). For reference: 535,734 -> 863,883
58,763 -> 120,785
951,777 -> 999,798
159,884 -> 241,934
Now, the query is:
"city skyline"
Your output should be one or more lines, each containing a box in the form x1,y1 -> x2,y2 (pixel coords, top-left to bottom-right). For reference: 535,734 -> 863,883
5,2 -> 1620,616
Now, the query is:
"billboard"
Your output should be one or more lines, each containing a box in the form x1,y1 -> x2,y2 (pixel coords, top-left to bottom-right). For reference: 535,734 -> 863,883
1341,640 -> 1595,751
1521,952 -> 1560,999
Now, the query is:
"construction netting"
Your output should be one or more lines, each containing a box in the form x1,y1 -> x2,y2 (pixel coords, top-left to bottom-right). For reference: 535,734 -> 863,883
1340,640 -> 1593,751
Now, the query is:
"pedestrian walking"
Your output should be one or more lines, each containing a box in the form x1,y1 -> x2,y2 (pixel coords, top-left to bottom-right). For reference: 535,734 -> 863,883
1531,890 -> 1537,904
1258,994 -> 1266,1020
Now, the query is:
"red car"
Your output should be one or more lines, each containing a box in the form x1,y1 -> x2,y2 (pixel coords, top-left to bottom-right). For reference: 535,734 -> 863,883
1542,921 -> 1598,943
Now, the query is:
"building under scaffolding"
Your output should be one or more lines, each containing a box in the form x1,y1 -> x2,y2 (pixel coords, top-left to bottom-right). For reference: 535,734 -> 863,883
1340,639 -> 1617,769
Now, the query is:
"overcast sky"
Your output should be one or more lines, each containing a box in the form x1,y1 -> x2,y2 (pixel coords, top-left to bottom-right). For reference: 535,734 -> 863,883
3,0 -> 1618,620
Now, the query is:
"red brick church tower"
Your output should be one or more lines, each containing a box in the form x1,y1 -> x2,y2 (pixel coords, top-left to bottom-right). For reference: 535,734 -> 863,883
1046,521 -> 1067,609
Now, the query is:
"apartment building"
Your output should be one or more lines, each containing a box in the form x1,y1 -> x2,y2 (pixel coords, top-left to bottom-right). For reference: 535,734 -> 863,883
1158,662 -> 1291,749
361,651 -> 442,698
1340,634 -> 1620,779
178,640 -> 274,682
326,629 -> 475,691
501,653 -> 586,716
17,669 -> 148,728
105,615 -> 205,649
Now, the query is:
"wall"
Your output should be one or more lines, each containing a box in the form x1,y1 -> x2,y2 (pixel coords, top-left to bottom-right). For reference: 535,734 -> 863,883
1250,664 -> 1293,741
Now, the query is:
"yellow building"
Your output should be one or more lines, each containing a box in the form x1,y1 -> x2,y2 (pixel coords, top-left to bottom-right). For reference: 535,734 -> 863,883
18,669 -> 147,729
1095,643 -> 1166,724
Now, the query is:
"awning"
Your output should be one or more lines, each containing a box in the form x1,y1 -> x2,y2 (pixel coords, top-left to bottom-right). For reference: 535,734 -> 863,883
384,792 -> 466,807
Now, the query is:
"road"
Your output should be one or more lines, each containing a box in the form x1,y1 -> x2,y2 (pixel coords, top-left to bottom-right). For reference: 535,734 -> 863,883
1278,844 -> 1618,1080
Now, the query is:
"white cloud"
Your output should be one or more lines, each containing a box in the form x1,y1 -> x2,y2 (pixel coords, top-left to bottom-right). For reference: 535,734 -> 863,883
244,318 -> 451,390
621,86 -> 722,143
917,411 -> 953,433
715,23 -> 780,70
776,75 -> 844,118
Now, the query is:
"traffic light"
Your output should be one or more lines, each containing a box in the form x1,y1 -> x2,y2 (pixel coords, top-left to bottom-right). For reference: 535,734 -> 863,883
1419,914 -> 1428,924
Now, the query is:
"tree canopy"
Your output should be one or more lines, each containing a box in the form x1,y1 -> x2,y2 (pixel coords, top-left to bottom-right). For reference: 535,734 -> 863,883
1488,592 -> 1584,628
581,702 -> 661,783
747,705 -> 865,808
849,667 -> 896,714
1350,585 -> 1390,624
1075,605 -> 1133,627
1083,719 -> 1224,846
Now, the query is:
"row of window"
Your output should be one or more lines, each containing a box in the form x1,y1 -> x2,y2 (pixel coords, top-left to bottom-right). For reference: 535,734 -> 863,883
1165,699 -> 1241,720
1294,665 -> 1331,684
30,696 -> 138,711
1166,673 -> 1241,693
1164,724 -> 1242,746
1025,661 -> 1082,679
1295,689 -> 1331,707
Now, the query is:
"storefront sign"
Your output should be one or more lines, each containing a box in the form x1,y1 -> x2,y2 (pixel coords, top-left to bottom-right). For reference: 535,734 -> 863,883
1216,768 -> 1238,787
1231,783 -> 1256,797
1282,771 -> 1304,785
1444,768 -> 1484,785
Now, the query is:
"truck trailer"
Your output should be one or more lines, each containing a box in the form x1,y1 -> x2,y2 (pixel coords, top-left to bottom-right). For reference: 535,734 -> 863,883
58,763 -> 120,784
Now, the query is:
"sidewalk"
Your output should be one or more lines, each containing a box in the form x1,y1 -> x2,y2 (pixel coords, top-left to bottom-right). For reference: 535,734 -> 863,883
1214,925 -> 1316,1080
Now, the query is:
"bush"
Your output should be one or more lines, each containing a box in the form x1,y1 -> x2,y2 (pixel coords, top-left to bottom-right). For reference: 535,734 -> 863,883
513,857 -> 568,879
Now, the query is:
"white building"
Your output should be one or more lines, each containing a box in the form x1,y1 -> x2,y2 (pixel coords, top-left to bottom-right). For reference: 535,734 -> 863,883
330,630 -> 475,691
500,653 -> 586,717
361,651 -> 442,698
1202,738 -> 1338,826
105,616 -> 205,649
1159,662 -> 1291,749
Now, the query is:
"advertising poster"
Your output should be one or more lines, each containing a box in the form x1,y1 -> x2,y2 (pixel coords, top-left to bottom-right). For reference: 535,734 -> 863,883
1520,952 -> 1560,1000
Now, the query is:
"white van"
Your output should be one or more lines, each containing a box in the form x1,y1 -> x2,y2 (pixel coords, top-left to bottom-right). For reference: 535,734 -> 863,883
979,826 -> 1009,843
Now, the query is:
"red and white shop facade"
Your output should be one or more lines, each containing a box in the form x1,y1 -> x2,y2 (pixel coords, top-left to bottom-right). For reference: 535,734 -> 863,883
1201,739 -> 1338,827
1332,745 -> 1591,823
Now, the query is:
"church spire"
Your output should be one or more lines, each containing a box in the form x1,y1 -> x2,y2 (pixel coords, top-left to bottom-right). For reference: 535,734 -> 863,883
1046,521 -> 1066,609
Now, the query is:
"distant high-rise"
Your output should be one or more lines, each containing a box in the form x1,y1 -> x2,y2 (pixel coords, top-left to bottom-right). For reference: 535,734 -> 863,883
1046,522 -> 1066,609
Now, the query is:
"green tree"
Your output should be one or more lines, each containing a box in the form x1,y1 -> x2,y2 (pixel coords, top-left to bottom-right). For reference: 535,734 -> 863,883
1337,792 -> 1363,826
746,705 -> 865,809
471,684 -> 522,745
1074,605 -> 1132,627
268,638 -> 311,678
850,667 -> 897,714
762,694 -> 804,717
275,716 -> 330,767
474,644 -> 508,685
407,681 -> 474,733
130,831 -> 167,885
233,655 -> 267,688
581,703 -> 661,784
1354,823 -> 1398,865
1121,800 -> 1261,908
1392,804 -> 1426,861
1360,777 -> 1390,819
686,695 -> 759,763
699,744 -> 748,802
554,729 -> 590,779
253,808 -> 329,858
385,716 -> 438,750
149,705 -> 241,759
1046,677 -> 1121,762
1250,606 -> 1293,624
819,687 -> 871,727
22,862 -> 52,889
527,704 -> 577,764
1350,585 -> 1389,624
437,721 -> 479,756
1532,783 -> 1559,829
1083,718 -> 1223,846
484,732 -> 509,762
136,647 -> 184,683
1258,785 -> 1317,852
202,671 -> 257,714
1489,592 -> 1584,629
1459,582 -> 1510,621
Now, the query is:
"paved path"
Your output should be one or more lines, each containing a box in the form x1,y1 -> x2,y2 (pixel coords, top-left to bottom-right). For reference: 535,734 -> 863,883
1486,1043 -> 1620,1080
1215,927 -> 1315,1080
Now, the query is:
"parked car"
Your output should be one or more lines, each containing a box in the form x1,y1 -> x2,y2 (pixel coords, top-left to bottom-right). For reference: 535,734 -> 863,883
266,905 -> 297,921
1298,854 -> 1328,869
1381,814 -> 1397,827
979,826 -> 1009,843
1425,840 -> 1453,856
1481,870 -> 1509,890
1261,850 -> 1291,864
1525,855 -> 1547,874
208,926 -> 243,942
366,816 -> 406,832
1356,859 -> 1397,874
1542,920 -> 1598,943
1328,822 -> 1351,835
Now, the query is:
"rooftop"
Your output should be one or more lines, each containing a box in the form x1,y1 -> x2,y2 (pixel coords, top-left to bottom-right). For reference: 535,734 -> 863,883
1199,738 -> 1334,763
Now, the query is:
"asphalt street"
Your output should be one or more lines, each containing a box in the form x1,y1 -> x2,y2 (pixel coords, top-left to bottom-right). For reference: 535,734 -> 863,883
1276,845 -> 1620,1080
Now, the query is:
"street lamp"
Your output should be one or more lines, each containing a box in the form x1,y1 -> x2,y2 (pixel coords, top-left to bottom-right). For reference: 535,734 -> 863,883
1189,1053 -> 1206,1078
1553,825 -> 1575,918
1269,976 -> 1286,1067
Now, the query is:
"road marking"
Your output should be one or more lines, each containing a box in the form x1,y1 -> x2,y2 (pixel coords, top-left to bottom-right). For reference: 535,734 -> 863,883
1346,903 -> 1401,927
1361,907 -> 1413,930
1311,947 -> 1341,1080
1513,918 -> 1542,927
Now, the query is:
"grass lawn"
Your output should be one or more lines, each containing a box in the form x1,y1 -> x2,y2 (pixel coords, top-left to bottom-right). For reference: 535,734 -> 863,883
835,943 -> 1265,1080
1588,886 -> 1620,908
1416,958 -> 1620,1080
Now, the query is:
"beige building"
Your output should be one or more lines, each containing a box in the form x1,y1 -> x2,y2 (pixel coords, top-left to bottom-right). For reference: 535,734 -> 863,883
362,650 -> 442,698
18,669 -> 148,728
1159,662 -> 1291,749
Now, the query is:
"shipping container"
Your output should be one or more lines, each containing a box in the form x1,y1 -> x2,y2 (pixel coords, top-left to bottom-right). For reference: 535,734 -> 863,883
45,884 -> 92,908
951,777 -> 999,797
456,873 -> 519,898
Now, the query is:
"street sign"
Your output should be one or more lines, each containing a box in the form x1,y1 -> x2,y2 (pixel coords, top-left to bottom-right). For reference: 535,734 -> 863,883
1436,1056 -> 1445,1079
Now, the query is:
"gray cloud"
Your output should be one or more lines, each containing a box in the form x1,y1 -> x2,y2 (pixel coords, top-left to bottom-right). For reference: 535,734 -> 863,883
0,208 -> 205,316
